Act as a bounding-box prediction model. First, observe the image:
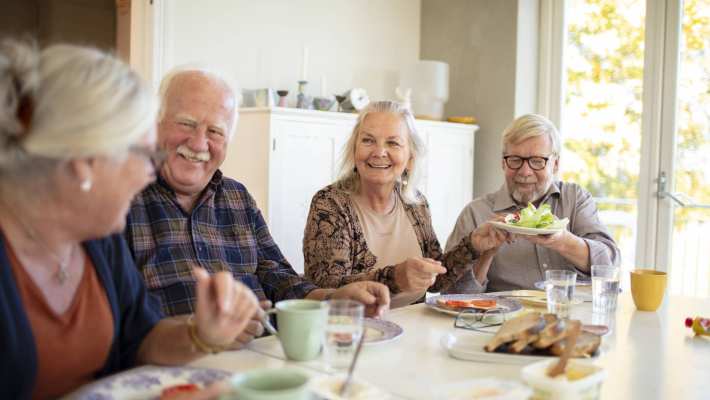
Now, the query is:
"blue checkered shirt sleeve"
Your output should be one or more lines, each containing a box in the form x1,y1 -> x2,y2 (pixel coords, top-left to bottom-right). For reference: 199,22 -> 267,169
125,172 -> 317,316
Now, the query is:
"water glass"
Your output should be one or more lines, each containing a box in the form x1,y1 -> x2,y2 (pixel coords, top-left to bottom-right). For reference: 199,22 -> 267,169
323,300 -> 364,371
545,270 -> 577,318
591,265 -> 621,313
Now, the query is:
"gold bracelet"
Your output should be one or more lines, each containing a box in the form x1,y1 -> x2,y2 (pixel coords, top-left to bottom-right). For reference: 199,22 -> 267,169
186,315 -> 227,354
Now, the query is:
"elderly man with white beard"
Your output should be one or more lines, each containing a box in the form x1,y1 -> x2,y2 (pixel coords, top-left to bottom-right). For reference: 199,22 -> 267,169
444,114 -> 620,293
125,68 -> 390,351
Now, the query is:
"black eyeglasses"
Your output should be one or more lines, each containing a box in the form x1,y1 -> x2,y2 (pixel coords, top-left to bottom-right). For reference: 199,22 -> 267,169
453,308 -> 509,334
129,146 -> 167,172
503,155 -> 551,171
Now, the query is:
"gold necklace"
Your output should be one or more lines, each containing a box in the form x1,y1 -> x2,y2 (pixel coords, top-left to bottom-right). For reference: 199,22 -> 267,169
16,219 -> 75,285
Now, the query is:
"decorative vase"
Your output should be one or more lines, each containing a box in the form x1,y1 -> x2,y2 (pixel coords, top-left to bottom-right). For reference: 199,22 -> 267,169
277,90 -> 289,107
296,81 -> 313,109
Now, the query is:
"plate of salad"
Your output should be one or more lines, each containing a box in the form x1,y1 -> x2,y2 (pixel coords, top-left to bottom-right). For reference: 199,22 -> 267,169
489,203 -> 569,236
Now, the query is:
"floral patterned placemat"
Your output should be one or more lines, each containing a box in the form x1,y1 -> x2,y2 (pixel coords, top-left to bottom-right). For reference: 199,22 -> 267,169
63,365 -> 232,400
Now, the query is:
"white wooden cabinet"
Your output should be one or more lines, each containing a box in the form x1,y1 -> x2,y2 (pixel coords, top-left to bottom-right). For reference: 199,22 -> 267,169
221,107 -> 477,274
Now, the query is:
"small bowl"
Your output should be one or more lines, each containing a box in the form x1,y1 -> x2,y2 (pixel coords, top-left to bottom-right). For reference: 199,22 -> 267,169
431,378 -> 531,400
313,96 -> 335,111
521,359 -> 606,400
309,375 -> 390,400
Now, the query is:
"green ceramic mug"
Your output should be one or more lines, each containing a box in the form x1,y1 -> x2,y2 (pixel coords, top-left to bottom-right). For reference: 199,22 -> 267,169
228,368 -> 310,400
263,299 -> 329,361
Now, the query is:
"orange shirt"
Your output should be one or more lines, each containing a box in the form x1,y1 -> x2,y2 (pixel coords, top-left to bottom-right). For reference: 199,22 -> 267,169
7,244 -> 114,399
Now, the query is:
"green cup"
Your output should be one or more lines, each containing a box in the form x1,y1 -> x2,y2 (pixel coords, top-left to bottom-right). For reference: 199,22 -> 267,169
228,368 -> 310,400
265,299 -> 328,361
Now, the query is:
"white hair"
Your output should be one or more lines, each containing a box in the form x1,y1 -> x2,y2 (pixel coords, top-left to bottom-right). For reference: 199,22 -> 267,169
157,65 -> 240,140
501,113 -> 561,156
0,39 -> 158,177
336,100 -> 425,205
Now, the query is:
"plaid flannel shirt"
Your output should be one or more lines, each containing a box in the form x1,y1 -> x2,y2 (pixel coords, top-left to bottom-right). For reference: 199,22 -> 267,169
125,171 -> 317,316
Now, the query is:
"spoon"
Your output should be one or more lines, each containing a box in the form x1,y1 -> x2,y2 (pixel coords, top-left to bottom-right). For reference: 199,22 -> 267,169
547,319 -> 581,378
339,330 -> 367,397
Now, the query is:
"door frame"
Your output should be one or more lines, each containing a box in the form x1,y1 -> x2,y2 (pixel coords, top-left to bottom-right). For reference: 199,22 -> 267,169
652,0 -> 683,272
539,0 -> 684,271
125,0 -> 168,90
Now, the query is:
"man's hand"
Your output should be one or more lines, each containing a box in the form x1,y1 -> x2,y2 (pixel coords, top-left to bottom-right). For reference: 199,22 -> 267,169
227,300 -> 271,350
331,281 -> 390,318
520,230 -> 565,249
393,257 -> 447,292
192,268 -> 260,349
519,230 -> 591,271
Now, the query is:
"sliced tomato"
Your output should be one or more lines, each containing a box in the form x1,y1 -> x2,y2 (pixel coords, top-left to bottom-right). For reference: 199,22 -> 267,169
444,300 -> 473,308
160,384 -> 200,399
470,299 -> 497,309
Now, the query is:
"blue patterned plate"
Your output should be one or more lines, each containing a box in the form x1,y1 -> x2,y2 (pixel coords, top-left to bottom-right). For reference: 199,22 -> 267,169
362,318 -> 403,345
64,365 -> 232,400
425,294 -> 522,316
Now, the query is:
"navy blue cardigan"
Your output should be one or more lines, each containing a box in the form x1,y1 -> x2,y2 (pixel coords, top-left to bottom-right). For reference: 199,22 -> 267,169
0,233 -> 163,399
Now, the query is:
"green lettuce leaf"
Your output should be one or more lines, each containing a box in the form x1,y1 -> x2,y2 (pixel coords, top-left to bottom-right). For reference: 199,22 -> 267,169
508,203 -> 564,229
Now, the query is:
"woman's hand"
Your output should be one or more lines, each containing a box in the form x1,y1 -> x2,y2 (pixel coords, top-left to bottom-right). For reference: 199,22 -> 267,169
331,281 -> 390,318
192,268 -> 260,349
469,219 -> 512,254
394,257 -> 447,292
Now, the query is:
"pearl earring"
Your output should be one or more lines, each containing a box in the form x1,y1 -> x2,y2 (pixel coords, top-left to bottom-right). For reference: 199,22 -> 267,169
402,169 -> 409,187
80,179 -> 92,192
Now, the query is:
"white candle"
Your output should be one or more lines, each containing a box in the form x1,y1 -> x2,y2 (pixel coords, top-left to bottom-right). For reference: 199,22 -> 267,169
320,76 -> 327,97
301,46 -> 309,81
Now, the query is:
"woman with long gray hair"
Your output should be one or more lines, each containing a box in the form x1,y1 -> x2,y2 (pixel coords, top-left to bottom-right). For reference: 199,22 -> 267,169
303,101 -> 507,308
0,40 -> 259,399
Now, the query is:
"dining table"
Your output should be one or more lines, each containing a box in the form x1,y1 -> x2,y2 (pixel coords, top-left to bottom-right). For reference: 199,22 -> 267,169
186,293 -> 710,399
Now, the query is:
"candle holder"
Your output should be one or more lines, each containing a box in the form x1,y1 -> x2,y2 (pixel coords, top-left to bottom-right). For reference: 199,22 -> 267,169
296,80 -> 313,109
313,96 -> 335,111
335,95 -> 347,112
277,90 -> 289,107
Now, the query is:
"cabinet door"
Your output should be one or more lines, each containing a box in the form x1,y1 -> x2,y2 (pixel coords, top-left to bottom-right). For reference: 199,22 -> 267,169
423,127 -> 475,246
268,119 -> 351,274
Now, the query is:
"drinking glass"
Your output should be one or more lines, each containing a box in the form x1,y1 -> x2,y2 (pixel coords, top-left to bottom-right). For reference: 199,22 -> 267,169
545,270 -> 577,318
591,265 -> 621,313
323,300 -> 364,371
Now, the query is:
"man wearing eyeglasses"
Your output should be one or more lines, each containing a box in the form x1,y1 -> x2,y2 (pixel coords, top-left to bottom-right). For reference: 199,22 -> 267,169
444,114 -> 620,293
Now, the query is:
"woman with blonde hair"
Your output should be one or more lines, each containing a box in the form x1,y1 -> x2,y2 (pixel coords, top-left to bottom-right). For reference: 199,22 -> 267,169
0,40 -> 259,399
303,101 -> 509,308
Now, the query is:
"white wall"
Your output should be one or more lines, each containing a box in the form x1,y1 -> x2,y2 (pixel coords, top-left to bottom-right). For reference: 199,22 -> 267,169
158,0 -> 421,104
420,0 -> 539,198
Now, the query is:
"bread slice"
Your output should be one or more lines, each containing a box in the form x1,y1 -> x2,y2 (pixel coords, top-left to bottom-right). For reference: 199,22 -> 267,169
484,312 -> 544,352
532,314 -> 567,349
549,330 -> 602,357
508,331 -> 540,353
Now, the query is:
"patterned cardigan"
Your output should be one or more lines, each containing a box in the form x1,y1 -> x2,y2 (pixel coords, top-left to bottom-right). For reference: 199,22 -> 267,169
303,183 -> 479,295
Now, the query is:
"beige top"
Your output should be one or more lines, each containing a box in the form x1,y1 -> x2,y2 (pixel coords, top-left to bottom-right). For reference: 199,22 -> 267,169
444,181 -> 621,293
352,194 -> 424,308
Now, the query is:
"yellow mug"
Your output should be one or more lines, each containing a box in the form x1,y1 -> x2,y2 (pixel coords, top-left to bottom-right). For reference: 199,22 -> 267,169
630,269 -> 667,311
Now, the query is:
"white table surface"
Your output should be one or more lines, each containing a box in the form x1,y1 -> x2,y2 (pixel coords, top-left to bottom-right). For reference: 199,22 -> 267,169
189,293 -> 710,400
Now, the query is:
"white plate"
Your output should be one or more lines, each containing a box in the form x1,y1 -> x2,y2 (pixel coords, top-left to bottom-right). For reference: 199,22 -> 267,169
489,220 -> 568,236
533,279 -> 592,290
425,294 -> 522,316
64,365 -> 232,400
533,281 -> 594,303
441,331 -> 551,365
441,331 -> 602,365
363,318 -> 403,345
429,378 -> 532,400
